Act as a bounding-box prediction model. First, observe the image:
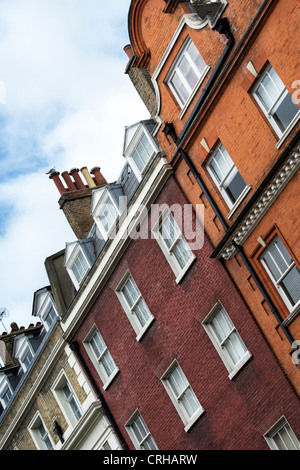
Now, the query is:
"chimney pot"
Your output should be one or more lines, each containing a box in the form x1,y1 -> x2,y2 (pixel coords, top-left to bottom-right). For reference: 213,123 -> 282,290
69,168 -> 86,190
49,171 -> 67,195
90,167 -> 107,186
124,44 -> 134,59
61,171 -> 77,191
81,167 -> 97,189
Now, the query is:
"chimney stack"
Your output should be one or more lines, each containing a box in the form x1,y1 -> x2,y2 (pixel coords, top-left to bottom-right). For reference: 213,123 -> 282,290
48,165 -> 107,239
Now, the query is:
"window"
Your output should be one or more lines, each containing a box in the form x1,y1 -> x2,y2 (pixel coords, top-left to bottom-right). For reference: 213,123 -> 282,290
126,411 -> 158,450
206,143 -> 247,209
71,250 -> 90,285
253,64 -> 299,137
132,132 -> 156,174
260,236 -> 300,312
202,302 -> 251,379
167,38 -> 208,109
29,414 -> 54,451
116,273 -> 154,341
52,373 -> 83,428
1,386 -> 12,408
153,209 -> 195,283
21,346 -> 34,372
161,361 -> 204,432
265,417 -> 299,450
84,327 -> 119,389
44,306 -> 57,329
98,194 -> 119,236
62,382 -> 82,423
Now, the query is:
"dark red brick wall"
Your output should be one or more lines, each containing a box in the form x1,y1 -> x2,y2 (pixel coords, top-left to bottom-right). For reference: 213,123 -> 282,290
73,176 -> 300,450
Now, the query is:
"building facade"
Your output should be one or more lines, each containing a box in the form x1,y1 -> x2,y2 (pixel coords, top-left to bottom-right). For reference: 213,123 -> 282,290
124,0 -> 300,396
0,284 -> 122,450
47,120 -> 300,450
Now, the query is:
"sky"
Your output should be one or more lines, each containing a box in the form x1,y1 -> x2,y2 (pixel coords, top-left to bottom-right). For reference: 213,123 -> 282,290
0,0 -> 149,331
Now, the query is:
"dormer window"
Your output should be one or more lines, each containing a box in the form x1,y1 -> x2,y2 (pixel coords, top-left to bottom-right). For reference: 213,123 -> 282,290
65,240 -> 95,290
0,376 -> 13,409
91,186 -> 125,240
123,120 -> 160,181
32,286 -> 58,331
21,347 -> 34,371
98,194 -> 119,235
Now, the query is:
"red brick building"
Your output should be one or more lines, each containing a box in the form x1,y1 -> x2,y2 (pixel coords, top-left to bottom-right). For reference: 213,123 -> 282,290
125,0 -> 300,399
48,117 -> 300,449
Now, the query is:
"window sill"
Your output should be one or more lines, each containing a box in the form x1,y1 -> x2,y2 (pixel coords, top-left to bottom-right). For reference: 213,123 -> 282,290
228,351 -> 252,380
184,407 -> 205,433
179,66 -> 211,120
226,184 -> 252,220
103,368 -> 120,390
175,255 -> 197,284
136,317 -> 155,342
275,111 -> 300,149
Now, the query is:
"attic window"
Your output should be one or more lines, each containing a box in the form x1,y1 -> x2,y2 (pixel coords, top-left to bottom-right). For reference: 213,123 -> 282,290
123,121 -> 160,181
71,250 -> 90,285
98,194 -> 119,236
65,242 -> 93,290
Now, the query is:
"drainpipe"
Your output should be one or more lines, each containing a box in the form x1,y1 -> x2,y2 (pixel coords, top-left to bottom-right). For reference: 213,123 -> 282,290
232,241 -> 297,350
69,341 -> 129,450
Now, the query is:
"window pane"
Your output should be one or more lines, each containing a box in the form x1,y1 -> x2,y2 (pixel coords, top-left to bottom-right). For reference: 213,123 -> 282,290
169,366 -> 187,398
171,72 -> 189,106
224,331 -> 247,365
181,387 -> 200,418
186,41 -> 206,75
91,332 -> 106,358
172,237 -> 192,269
273,91 -> 299,132
209,148 -> 232,183
99,198 -> 118,233
211,309 -> 233,342
134,298 -> 151,327
263,239 -> 291,281
281,265 -> 300,306
102,350 -> 116,377
224,171 -> 247,204
178,55 -> 198,90
160,214 -> 180,248
123,276 -> 139,308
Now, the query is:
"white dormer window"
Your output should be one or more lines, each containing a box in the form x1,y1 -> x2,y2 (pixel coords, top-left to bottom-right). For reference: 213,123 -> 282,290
13,335 -> 35,373
123,120 -> 160,181
0,375 -> 13,410
98,194 -> 119,235
65,241 -> 94,290
32,287 -> 58,331
91,186 -> 124,240
71,250 -> 90,285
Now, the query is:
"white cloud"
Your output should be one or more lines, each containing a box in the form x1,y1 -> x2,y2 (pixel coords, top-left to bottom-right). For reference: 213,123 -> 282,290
0,0 -> 149,329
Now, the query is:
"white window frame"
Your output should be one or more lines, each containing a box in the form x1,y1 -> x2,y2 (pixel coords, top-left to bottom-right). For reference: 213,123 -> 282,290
28,412 -> 55,451
166,37 -> 210,115
51,372 -> 83,429
83,326 -> 119,390
125,125 -> 159,182
161,360 -> 204,432
260,236 -> 300,313
66,244 -> 91,291
264,416 -> 300,450
202,302 -> 252,380
206,142 -> 249,211
252,64 -> 300,139
93,189 -> 121,240
0,376 -> 13,410
115,271 -> 155,341
152,207 -> 196,283
125,410 -> 158,450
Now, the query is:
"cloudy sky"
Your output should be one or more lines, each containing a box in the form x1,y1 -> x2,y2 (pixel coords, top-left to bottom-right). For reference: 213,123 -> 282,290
0,0 -> 148,330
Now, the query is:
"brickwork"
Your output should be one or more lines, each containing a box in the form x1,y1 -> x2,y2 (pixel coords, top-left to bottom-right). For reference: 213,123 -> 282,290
0,323 -> 89,450
126,0 -> 300,395
59,189 -> 95,239
71,175 -> 300,450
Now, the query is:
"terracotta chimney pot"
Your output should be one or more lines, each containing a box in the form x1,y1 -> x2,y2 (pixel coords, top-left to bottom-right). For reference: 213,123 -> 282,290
69,168 -> 86,190
81,167 -> 97,189
61,171 -> 77,191
49,171 -> 67,195
90,167 -> 107,186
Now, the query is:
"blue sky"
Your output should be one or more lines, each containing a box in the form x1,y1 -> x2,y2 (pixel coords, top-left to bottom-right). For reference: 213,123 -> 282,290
0,0 -> 148,329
